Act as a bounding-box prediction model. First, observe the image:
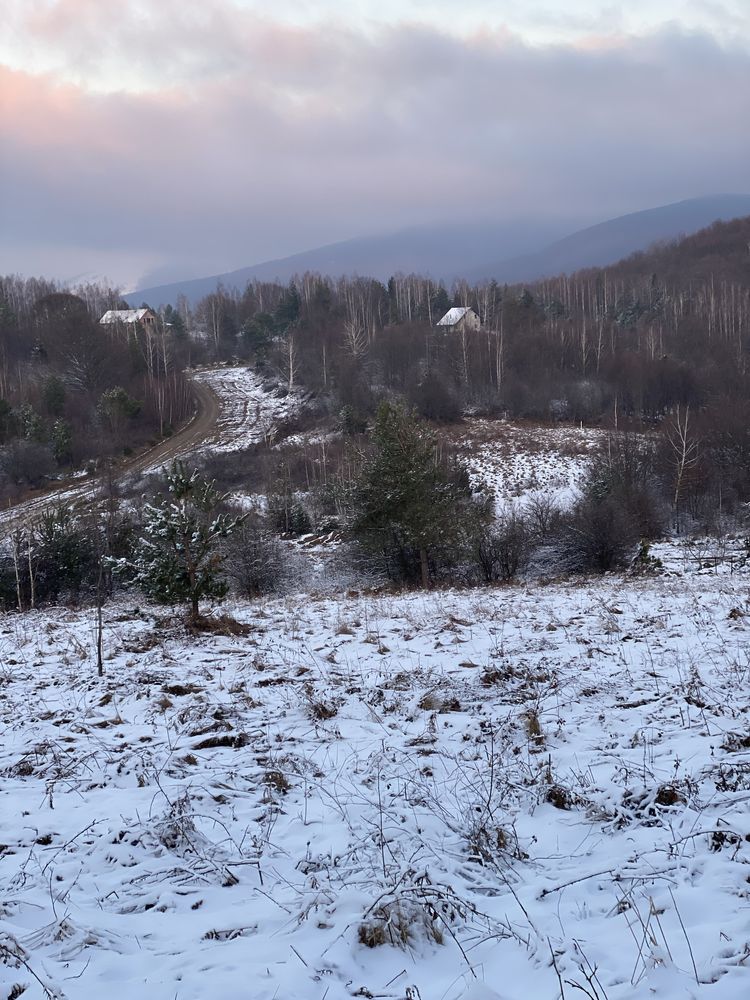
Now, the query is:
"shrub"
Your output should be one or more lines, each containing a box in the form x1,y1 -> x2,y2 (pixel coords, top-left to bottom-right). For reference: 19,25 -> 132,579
31,507 -> 97,602
559,494 -> 640,573
339,405 -> 368,436
267,492 -> 312,535
408,371 -> 461,423
0,440 -> 55,487
524,492 -> 562,539
0,507 -> 100,609
224,516 -> 284,597
476,512 -> 530,582
558,434 -> 666,573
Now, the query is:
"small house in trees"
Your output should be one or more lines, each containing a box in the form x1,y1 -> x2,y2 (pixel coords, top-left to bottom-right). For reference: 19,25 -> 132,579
99,308 -> 158,332
436,307 -> 481,332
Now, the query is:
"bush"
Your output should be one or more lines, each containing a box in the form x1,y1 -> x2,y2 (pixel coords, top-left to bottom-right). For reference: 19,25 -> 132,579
588,434 -> 665,539
556,434 -> 665,574
1,440 -> 55,487
267,492 -> 312,535
558,494 -> 640,573
0,508 -> 100,609
524,492 -> 562,539
224,517 -> 284,597
408,371 -> 461,423
476,513 -> 530,582
32,508 -> 98,601
339,405 -> 368,436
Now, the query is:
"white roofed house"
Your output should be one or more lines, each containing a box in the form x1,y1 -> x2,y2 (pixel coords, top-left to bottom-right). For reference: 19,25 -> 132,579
99,308 -> 158,333
436,306 -> 481,332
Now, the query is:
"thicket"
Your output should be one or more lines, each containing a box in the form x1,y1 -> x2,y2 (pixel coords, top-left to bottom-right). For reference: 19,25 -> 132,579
0,467 -> 276,614
0,279 -> 194,502
0,412 -> 746,618
0,502 -> 136,611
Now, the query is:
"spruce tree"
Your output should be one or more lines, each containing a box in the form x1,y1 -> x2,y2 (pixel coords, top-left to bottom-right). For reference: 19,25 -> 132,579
133,462 -> 245,623
351,401 -> 484,586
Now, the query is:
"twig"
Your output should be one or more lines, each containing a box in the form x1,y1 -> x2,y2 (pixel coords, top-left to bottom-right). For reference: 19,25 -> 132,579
290,944 -> 308,967
540,869 -> 615,897
669,887 -> 699,984
41,820 -> 100,875
549,937 -> 567,999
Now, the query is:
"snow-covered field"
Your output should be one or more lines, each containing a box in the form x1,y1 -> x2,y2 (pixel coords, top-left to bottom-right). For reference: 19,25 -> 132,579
192,367 -> 304,454
2,564 -> 750,999
449,420 -> 604,513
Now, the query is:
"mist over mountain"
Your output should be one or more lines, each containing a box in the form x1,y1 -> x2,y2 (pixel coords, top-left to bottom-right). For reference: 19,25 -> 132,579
125,218 -> 572,307
127,195 -> 750,307
474,194 -> 750,283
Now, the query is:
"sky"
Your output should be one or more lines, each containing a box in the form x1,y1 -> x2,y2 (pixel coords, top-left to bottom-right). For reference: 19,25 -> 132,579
1,0 -> 749,291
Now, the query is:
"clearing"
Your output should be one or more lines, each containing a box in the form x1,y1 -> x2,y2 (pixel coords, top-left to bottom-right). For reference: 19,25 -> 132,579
1,559 -> 749,999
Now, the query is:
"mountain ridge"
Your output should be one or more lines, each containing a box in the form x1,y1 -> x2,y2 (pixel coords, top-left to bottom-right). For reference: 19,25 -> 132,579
473,194 -> 750,283
126,195 -> 750,307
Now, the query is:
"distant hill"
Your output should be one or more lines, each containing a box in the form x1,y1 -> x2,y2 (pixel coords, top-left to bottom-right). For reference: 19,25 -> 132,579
126,219 -> 571,307
476,195 -> 750,283
592,213 -> 750,288
128,195 -> 750,307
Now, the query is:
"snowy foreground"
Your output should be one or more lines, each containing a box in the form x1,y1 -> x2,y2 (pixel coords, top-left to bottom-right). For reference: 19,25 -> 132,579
1,568 -> 750,999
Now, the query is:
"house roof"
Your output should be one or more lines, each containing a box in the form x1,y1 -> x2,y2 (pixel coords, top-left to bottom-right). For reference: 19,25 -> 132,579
100,309 -> 152,324
436,306 -> 473,326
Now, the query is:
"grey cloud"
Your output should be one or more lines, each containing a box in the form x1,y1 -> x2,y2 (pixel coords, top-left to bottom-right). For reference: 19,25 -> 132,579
1,20 -> 749,285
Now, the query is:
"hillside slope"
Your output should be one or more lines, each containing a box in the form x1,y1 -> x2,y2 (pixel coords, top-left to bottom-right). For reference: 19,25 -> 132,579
593,213 -> 750,288
476,194 -> 750,283
125,219 -> 569,306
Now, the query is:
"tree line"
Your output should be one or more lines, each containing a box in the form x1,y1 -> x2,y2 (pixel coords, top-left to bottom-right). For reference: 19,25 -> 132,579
175,218 -> 750,431
176,215 -> 750,525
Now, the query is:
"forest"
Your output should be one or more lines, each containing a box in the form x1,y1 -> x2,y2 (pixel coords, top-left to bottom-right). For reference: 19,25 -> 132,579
1,215 -> 750,607
165,215 -> 750,535
0,279 -> 193,497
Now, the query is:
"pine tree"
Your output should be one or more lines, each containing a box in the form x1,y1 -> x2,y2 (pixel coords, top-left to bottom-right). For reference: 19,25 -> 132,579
351,401 -> 485,586
133,462 -> 245,623
51,419 -> 73,465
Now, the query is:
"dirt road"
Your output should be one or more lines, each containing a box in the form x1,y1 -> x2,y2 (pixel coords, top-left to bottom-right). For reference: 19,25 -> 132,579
120,378 -> 220,479
0,377 -> 221,531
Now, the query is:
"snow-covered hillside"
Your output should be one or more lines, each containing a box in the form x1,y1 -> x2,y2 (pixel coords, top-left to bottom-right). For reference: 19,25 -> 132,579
448,420 -> 604,512
2,564 -> 750,999
191,366 -> 304,454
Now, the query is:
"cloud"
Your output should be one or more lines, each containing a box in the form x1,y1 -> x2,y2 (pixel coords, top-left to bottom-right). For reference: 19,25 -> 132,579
1,12 -> 749,285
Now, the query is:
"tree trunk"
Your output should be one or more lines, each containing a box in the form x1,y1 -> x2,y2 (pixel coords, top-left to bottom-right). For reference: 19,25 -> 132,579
190,593 -> 200,624
96,558 -> 104,677
420,548 -> 430,589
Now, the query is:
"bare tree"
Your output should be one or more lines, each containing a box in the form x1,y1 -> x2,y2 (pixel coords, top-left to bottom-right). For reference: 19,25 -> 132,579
665,405 -> 700,529
281,329 -> 299,392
